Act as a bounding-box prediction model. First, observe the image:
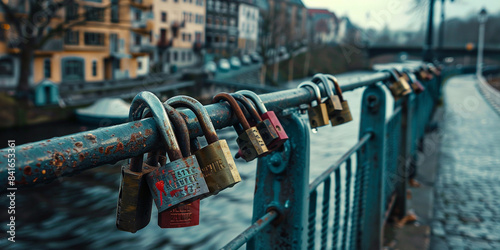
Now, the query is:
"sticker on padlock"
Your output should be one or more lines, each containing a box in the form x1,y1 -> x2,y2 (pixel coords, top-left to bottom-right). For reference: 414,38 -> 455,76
298,81 -> 330,129
312,73 -> 343,117
157,104 -> 203,228
325,74 -> 353,126
126,92 -> 208,216
213,93 -> 268,162
236,90 -> 288,152
167,95 -> 241,195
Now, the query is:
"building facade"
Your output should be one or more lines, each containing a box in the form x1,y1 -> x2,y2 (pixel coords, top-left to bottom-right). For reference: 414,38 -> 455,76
237,1 -> 259,54
307,9 -> 338,45
205,0 -> 239,56
151,0 -> 205,71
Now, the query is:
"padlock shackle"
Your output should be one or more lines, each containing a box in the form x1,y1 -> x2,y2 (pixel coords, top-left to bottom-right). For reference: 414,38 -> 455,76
164,104 -> 191,158
213,93 -> 252,130
130,92 -> 183,162
167,95 -> 219,144
236,90 -> 268,114
190,138 -> 201,153
298,81 -> 322,105
312,73 -> 337,102
231,93 -> 263,123
324,74 -> 345,102
381,69 -> 400,83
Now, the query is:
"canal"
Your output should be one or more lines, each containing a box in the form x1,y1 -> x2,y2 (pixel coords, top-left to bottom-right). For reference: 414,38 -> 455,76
0,71 -> 397,249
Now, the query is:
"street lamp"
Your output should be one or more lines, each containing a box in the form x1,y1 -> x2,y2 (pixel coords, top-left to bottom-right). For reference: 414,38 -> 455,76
476,8 -> 487,77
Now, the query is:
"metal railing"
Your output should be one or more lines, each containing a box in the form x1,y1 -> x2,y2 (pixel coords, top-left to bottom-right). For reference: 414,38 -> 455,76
0,66 -> 443,249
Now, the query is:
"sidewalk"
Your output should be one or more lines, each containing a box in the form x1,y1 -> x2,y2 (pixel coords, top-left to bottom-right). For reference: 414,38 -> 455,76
430,75 -> 500,249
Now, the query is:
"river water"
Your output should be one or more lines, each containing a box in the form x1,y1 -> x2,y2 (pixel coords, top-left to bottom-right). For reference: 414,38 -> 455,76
0,72 -> 395,249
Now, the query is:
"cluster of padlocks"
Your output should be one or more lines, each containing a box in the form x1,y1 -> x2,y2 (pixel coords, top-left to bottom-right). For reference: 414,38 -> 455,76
115,68 -> 438,232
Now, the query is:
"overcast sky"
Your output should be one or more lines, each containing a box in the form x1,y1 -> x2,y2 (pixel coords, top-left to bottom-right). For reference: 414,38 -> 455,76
303,0 -> 500,31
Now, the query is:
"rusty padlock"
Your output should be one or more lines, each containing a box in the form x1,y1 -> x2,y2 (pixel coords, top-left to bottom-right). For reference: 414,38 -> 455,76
383,69 -> 412,101
129,92 -> 208,218
312,73 -> 343,117
325,74 -> 353,126
167,95 -> 241,195
156,104 -> 202,228
237,90 -> 288,151
403,69 -> 425,94
230,93 -> 280,154
298,81 -> 329,129
214,93 -> 268,162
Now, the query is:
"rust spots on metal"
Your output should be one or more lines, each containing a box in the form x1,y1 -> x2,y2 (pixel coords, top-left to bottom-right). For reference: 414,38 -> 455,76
47,140 -> 51,142
134,122 -> 142,128
145,128 -> 153,136
50,152 -> 65,167
84,134 -> 97,143
111,134 -> 115,137
256,219 -> 263,226
74,142 -> 83,148
115,141 -> 124,153
34,168 -> 39,172
23,166 -> 32,175
105,145 -> 115,155
99,147 -> 104,154
79,153 -> 85,162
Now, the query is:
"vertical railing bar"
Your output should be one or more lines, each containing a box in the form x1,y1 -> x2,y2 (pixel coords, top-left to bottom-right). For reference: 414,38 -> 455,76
332,167 -> 341,248
349,152 -> 364,248
341,158 -> 352,250
308,189 -> 318,249
320,177 -> 331,250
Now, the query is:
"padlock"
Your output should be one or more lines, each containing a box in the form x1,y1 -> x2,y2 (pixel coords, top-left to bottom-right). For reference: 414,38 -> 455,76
403,69 -> 425,94
312,73 -> 343,117
427,63 -> 441,76
419,65 -> 433,81
383,69 -> 412,101
116,92 -> 174,233
298,81 -> 330,128
213,93 -> 268,162
156,103 -> 202,228
116,155 -> 156,233
325,74 -> 353,126
127,92 -> 208,217
237,90 -> 288,151
167,95 -> 241,195
230,93 -> 280,153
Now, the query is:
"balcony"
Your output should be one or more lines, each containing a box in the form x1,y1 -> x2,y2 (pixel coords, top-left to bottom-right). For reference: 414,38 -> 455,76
130,44 -> 155,54
130,0 -> 152,10
131,12 -> 153,34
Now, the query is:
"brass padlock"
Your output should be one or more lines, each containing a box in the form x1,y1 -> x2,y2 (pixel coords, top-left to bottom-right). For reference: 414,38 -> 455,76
157,104 -> 202,228
383,69 -> 412,101
325,74 -> 353,126
127,92 -> 209,217
231,92 -> 280,154
298,81 -> 329,129
403,69 -> 425,94
167,95 -> 241,195
214,93 -> 268,162
418,65 -> 433,81
312,73 -> 343,117
236,90 -> 288,152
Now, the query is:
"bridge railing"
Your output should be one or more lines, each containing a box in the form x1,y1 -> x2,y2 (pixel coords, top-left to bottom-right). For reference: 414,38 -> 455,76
0,67 -> 443,249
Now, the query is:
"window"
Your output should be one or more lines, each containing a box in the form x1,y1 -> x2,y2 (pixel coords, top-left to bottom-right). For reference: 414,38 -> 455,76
64,30 -> 79,45
160,29 -> 167,42
66,3 -> 78,21
0,58 -> 14,77
182,33 -> 186,41
174,0 -> 178,2
230,18 -> 235,27
135,10 -> 141,21
214,35 -> 219,43
161,12 -> 167,22
221,35 -> 226,43
62,58 -> 84,81
206,35 -> 212,44
181,51 -> 185,61
173,51 -> 178,61
92,60 -> 97,76
44,59 -> 51,78
138,61 -> 142,70
188,34 -> 192,41
195,32 -> 201,42
230,3 -> 236,12
84,32 -> 105,45
187,52 -> 192,61
110,34 -> 118,52
135,34 -> 141,45
207,17 -> 212,25
189,13 -> 192,22
111,0 -> 119,22
85,7 -> 105,22
183,12 -> 187,22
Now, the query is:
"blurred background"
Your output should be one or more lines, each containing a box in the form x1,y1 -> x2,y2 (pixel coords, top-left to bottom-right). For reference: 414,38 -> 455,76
0,0 -> 499,249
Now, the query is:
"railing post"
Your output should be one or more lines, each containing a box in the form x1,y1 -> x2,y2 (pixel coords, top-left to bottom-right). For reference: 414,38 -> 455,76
357,84 -> 386,250
393,93 -> 415,218
248,113 -> 309,249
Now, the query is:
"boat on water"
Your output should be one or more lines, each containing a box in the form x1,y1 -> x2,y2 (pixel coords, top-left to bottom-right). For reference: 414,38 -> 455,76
75,98 -> 130,125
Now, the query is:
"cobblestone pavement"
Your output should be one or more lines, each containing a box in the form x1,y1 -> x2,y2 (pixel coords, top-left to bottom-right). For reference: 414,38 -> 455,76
431,75 -> 500,249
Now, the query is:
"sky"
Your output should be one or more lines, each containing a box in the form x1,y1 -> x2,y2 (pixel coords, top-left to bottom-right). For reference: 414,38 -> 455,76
303,0 -> 500,31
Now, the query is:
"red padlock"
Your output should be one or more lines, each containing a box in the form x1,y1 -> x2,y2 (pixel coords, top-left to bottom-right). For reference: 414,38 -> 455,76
236,90 -> 288,151
157,104 -> 201,228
